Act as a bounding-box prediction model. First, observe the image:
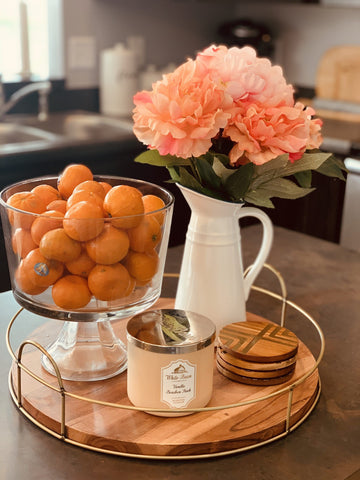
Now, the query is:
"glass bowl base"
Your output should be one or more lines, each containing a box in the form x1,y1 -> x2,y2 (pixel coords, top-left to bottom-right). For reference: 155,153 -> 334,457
41,320 -> 127,381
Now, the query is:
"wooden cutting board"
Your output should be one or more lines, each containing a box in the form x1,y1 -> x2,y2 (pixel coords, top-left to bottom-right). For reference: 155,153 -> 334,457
9,299 -> 320,458
316,45 -> 360,103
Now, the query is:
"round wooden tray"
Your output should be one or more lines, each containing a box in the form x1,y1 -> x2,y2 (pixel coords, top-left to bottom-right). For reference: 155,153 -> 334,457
8,298 -> 321,459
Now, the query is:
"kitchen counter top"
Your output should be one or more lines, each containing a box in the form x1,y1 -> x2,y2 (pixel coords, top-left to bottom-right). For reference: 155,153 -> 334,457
0,225 -> 359,480
322,116 -> 360,150
299,98 -> 360,155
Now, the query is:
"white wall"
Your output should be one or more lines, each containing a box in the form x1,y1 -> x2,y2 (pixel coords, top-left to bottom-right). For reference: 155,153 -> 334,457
62,0 -> 360,90
234,2 -> 360,87
63,0 -> 238,88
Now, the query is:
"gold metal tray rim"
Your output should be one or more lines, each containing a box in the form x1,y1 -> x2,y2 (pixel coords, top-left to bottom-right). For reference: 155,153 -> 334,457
6,264 -> 324,459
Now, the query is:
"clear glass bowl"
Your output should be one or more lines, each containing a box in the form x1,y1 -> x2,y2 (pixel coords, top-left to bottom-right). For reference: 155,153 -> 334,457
0,175 -> 174,381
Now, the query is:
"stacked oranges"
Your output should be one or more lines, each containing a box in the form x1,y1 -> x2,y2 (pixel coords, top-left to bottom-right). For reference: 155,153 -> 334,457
7,164 -> 167,310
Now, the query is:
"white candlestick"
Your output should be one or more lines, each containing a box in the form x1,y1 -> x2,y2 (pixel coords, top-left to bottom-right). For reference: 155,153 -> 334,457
19,0 -> 31,79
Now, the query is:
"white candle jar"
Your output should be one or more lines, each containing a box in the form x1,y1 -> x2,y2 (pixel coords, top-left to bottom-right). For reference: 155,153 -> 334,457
126,309 -> 216,416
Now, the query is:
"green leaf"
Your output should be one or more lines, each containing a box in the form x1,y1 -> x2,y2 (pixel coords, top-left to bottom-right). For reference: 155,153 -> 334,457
257,177 -> 315,200
193,156 -> 222,191
316,155 -> 347,180
212,156 -> 235,183
250,155 -> 289,189
171,166 -> 225,200
244,190 -> 275,208
224,163 -> 255,201
255,154 -> 289,175
167,166 -> 181,183
281,152 -> 332,176
246,177 -> 315,207
250,152 -> 333,191
294,170 -> 312,188
134,150 -> 191,167
210,153 -> 232,166
332,155 -> 348,171
178,166 -> 204,191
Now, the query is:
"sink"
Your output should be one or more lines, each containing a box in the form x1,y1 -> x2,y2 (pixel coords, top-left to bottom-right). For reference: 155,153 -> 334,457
0,111 -> 135,156
0,122 -> 62,155
0,123 -> 59,145
3,111 -> 134,141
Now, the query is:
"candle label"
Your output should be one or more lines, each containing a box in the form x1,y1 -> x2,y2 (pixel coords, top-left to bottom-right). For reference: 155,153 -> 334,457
161,359 -> 196,408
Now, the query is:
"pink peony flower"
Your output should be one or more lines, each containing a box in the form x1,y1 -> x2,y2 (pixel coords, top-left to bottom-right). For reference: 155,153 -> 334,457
307,117 -> 323,150
132,44 -> 334,206
197,44 -> 294,108
225,102 -> 315,166
133,59 -> 232,158
133,44 -> 323,168
288,107 -> 323,162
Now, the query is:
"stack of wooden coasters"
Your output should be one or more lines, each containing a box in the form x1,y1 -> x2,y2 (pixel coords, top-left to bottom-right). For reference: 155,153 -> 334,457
217,319 -> 299,386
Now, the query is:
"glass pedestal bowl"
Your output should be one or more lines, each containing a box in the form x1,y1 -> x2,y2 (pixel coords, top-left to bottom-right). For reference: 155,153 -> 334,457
0,175 -> 174,381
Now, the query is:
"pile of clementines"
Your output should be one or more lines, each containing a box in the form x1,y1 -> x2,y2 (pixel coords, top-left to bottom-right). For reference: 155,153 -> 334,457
6,164 -> 167,310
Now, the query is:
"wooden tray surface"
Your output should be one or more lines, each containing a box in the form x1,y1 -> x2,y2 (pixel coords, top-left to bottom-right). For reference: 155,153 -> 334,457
10,298 -> 320,458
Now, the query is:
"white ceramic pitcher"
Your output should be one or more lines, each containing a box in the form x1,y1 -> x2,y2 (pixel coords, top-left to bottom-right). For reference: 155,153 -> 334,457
174,184 -> 273,332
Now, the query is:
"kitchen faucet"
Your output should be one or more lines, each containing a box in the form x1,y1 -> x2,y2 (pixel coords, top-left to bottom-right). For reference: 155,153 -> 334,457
0,78 -> 51,121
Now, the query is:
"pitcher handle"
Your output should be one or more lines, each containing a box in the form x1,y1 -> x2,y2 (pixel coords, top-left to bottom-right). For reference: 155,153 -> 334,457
237,207 -> 273,300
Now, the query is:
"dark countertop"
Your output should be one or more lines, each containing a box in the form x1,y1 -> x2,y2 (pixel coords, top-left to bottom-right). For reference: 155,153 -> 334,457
0,225 -> 359,480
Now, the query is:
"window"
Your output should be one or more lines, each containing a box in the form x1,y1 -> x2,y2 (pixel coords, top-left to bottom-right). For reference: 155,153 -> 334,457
0,0 -> 63,82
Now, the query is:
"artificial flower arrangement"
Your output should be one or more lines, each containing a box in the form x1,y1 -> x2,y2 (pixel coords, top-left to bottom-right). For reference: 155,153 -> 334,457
132,44 -> 345,207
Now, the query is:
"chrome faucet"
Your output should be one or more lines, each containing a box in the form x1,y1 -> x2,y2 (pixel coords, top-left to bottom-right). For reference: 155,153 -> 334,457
0,79 -> 51,120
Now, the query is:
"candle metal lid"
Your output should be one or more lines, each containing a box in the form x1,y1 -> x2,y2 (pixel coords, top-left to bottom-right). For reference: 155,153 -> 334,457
126,309 -> 216,354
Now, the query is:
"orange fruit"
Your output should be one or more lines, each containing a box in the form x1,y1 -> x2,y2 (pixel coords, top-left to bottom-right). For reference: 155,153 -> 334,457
123,250 -> 159,284
21,248 -> 64,287
103,185 -> 144,229
46,199 -> 67,214
15,261 -> 48,295
85,223 -> 129,265
31,184 -> 61,206
52,275 -> 92,310
57,164 -> 93,199
12,228 -> 37,258
63,201 -> 104,242
6,191 -> 47,229
72,180 -> 106,199
88,263 -> 131,301
30,210 -> 64,245
39,228 -> 82,263
66,189 -> 105,211
125,276 -> 136,296
142,194 -> 166,225
99,181 -> 112,195
65,249 -> 96,277
128,215 -> 161,253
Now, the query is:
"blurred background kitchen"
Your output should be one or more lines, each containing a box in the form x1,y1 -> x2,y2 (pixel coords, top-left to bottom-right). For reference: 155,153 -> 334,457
1,0 -> 360,292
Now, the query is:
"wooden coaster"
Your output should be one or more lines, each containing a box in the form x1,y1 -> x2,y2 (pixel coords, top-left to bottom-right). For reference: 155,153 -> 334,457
218,320 -> 299,363
217,347 -> 297,372
216,352 -> 296,379
216,360 -> 296,386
